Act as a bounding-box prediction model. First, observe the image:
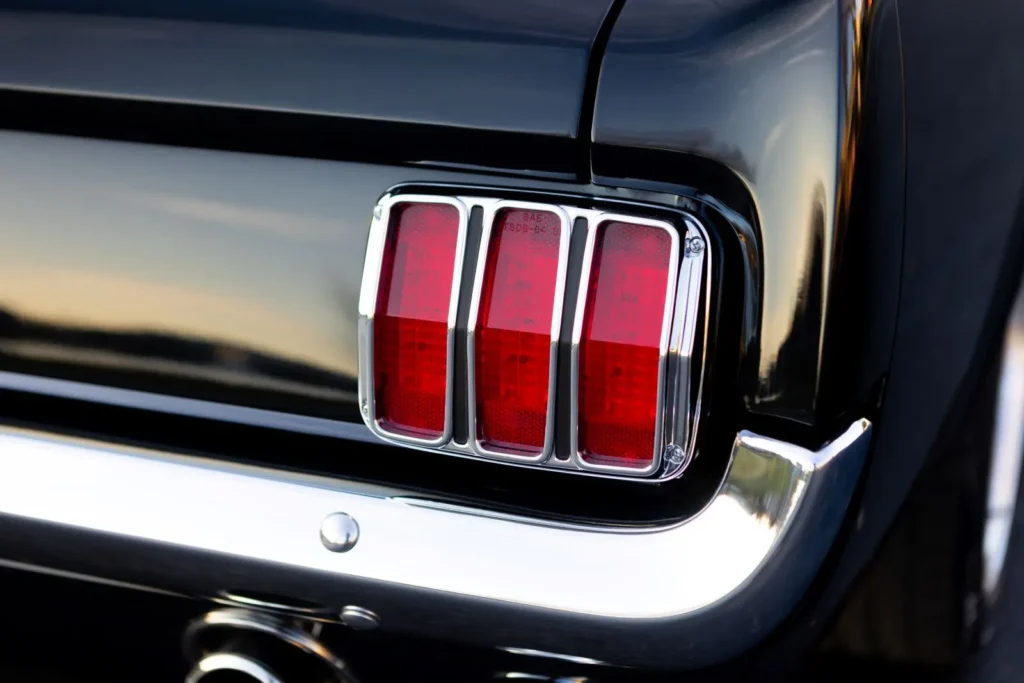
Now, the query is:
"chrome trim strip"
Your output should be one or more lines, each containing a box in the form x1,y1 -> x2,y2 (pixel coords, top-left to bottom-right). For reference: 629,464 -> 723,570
663,219 -> 709,476
569,214 -> 680,477
465,201 -> 571,463
0,419 -> 870,669
357,194 -> 469,448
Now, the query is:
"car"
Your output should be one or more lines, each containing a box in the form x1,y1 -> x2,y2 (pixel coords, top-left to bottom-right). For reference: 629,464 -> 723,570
0,0 -> 1021,680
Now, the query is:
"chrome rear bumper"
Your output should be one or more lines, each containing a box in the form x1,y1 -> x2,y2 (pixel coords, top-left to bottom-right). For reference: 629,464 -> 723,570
0,419 -> 870,669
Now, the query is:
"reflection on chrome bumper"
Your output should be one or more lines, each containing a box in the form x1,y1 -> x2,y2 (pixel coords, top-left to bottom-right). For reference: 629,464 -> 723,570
0,419 -> 870,669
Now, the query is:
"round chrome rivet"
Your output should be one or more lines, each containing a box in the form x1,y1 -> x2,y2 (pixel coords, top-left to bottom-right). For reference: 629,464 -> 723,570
340,605 -> 380,631
686,236 -> 705,256
373,205 -> 383,220
320,512 -> 359,553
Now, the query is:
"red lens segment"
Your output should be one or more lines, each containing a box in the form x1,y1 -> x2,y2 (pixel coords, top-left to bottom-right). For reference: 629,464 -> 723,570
578,222 -> 674,468
475,208 -> 563,455
373,202 -> 461,439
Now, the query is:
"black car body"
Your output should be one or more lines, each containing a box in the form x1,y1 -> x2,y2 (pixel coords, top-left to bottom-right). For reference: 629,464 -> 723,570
0,0 -> 1022,680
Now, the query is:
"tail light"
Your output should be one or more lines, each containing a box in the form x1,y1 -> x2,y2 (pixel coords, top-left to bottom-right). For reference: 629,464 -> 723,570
469,204 -> 570,461
573,220 -> 677,474
359,193 -> 706,480
359,196 -> 469,445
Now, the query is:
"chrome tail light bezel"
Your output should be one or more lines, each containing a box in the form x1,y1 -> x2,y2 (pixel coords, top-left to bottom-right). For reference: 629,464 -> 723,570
569,214 -> 680,477
358,191 -> 711,481
465,200 -> 573,464
356,194 -> 470,448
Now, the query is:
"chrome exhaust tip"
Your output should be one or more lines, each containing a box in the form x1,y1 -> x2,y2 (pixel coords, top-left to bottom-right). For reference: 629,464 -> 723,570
184,608 -> 358,683
186,652 -> 283,683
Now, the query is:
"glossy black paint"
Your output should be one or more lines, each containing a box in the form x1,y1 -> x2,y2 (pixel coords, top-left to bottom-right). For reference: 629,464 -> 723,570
0,131 -> 379,423
0,0 -> 616,139
0,89 -> 581,180
0,0 -> 1018,675
591,0 -> 904,436
815,0 -> 905,433
0,131 -> 750,527
767,0 -> 1024,665
0,133 -> 594,424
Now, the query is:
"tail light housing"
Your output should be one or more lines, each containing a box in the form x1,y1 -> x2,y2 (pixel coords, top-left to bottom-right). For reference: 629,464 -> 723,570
359,192 -> 707,481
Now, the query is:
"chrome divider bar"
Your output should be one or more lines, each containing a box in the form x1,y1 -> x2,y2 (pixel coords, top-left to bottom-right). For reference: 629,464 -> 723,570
0,419 -> 870,669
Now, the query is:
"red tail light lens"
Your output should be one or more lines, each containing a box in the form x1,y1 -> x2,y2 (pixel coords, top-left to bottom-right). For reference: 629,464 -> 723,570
373,202 -> 462,440
474,208 -> 564,456
360,193 -> 704,480
577,221 -> 676,469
